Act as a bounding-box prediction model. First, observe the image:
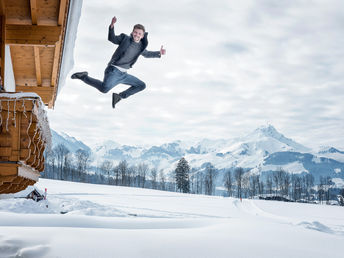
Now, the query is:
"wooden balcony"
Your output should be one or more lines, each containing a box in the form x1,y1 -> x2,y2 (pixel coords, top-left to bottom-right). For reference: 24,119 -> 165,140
0,92 -> 51,194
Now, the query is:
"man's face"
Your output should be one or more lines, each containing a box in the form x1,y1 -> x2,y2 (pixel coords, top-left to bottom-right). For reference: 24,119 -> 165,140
132,28 -> 144,43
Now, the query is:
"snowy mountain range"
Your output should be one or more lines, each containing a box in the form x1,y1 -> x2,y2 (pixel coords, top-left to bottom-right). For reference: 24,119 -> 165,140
51,130 -> 91,154
51,125 -> 344,184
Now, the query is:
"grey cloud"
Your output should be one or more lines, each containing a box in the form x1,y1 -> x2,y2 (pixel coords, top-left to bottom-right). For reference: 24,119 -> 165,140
223,42 -> 249,55
51,0 -> 344,150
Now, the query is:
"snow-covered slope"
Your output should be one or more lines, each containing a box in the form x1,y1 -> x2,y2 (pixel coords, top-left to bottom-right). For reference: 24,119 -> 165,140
0,179 -> 343,258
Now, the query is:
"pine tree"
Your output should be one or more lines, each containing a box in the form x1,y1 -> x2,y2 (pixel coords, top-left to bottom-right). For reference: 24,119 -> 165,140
175,157 -> 190,193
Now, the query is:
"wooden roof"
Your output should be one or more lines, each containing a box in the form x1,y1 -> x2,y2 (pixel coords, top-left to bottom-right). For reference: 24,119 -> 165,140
0,0 -> 70,108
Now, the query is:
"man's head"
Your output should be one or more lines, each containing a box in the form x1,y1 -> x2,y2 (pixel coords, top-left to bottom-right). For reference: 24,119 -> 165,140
132,24 -> 145,43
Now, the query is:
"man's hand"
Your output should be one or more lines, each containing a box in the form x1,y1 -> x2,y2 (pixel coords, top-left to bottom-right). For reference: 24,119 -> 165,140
160,45 -> 166,56
110,16 -> 117,28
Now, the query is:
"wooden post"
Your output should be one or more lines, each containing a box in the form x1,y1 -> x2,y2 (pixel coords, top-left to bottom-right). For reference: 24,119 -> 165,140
0,15 -> 5,85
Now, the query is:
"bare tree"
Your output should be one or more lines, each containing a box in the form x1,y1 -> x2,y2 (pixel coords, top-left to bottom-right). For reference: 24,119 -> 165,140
272,170 -> 280,196
130,165 -> 139,187
150,167 -> 158,189
194,171 -> 204,194
55,144 -> 70,180
100,160 -> 113,184
266,175 -> 273,196
63,153 -> 73,181
75,149 -> 91,182
277,169 -> 290,198
305,174 -> 314,201
259,180 -> 264,196
44,149 -> 56,179
204,164 -> 217,195
117,160 -> 129,186
189,170 -> 196,194
137,163 -> 149,188
249,174 -> 260,198
127,165 -> 137,187
113,165 -> 120,185
158,169 -> 166,190
242,173 -> 250,198
324,176 -> 332,204
235,167 -> 244,198
224,170 -> 233,197
291,174 -> 302,201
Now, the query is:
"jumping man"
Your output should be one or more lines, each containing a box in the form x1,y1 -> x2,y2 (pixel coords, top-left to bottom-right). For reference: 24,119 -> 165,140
71,16 -> 166,108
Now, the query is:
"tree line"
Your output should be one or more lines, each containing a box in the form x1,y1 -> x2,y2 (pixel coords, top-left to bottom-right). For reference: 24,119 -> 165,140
173,158 -> 338,203
43,144 -> 174,191
223,168 -> 335,203
43,144 -> 342,203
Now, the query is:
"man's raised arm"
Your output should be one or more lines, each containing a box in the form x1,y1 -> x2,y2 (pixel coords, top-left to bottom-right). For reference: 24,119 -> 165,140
108,16 -> 123,44
141,46 -> 166,58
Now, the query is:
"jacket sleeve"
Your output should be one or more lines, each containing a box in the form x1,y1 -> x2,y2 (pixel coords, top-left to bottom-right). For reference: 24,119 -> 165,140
141,50 -> 161,58
108,26 -> 124,45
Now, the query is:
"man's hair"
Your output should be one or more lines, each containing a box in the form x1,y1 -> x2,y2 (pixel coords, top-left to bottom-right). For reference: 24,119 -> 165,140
133,24 -> 145,33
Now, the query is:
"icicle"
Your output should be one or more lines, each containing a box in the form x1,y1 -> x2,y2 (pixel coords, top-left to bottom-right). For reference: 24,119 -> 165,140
13,99 -> 16,128
27,109 -> 33,135
0,99 -> 2,127
37,130 -> 44,160
33,124 -> 39,154
6,100 -> 10,131
25,111 -> 33,162
22,99 -> 27,118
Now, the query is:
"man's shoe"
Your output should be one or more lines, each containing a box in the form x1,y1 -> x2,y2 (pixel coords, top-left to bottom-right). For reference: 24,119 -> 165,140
112,93 -> 122,108
71,71 -> 88,79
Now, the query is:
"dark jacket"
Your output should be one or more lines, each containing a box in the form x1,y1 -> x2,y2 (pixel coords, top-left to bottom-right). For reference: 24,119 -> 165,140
107,26 -> 161,68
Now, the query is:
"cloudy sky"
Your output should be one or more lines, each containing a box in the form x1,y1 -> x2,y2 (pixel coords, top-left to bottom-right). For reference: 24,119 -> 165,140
48,0 -> 344,150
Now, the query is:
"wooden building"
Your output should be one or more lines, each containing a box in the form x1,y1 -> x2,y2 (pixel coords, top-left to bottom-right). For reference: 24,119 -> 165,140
0,0 -> 80,194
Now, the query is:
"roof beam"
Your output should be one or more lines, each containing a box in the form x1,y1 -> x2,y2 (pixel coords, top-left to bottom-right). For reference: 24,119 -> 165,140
16,85 -> 54,105
49,38 -> 61,109
58,0 -> 68,26
33,46 -> 41,85
5,25 -> 61,46
30,0 -> 38,25
51,39 -> 61,87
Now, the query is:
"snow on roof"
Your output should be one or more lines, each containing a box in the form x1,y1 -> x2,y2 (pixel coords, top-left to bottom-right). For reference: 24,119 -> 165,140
13,185 -> 44,198
0,92 -> 42,99
57,0 -> 83,94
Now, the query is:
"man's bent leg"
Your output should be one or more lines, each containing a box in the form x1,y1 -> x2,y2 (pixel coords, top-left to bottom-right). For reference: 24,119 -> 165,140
81,75 -> 105,92
119,73 -> 146,99
80,66 -> 124,93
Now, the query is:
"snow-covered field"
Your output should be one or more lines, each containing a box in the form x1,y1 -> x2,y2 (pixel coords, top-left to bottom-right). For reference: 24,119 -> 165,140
0,179 -> 343,258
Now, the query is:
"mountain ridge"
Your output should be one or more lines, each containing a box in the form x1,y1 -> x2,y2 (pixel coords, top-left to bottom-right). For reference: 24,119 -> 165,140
50,125 -> 344,184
